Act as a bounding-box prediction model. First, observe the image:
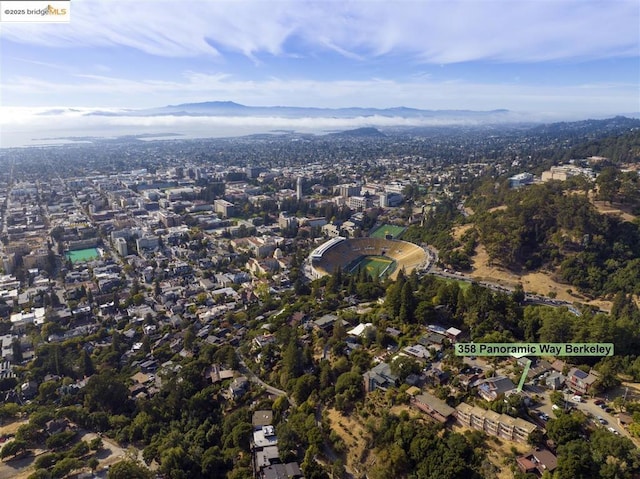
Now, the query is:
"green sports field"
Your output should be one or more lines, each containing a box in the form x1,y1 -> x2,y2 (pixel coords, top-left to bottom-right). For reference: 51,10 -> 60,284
65,248 -> 100,263
348,255 -> 397,279
369,224 -> 406,239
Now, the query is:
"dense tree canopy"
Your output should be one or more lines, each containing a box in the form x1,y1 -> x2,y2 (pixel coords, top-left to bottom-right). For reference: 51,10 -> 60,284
469,180 -> 640,295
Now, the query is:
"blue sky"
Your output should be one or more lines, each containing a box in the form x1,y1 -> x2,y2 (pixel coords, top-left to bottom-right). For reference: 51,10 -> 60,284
0,0 -> 638,145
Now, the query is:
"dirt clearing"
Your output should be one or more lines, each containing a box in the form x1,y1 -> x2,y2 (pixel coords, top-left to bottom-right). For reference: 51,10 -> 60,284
470,244 -> 612,311
593,200 -> 637,222
326,408 -> 375,476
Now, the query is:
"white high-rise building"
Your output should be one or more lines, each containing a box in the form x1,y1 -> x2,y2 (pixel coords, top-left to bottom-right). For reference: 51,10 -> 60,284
115,237 -> 128,257
296,176 -> 303,201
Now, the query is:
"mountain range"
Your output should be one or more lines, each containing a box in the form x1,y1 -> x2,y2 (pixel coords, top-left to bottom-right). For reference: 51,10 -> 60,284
86,101 -> 512,120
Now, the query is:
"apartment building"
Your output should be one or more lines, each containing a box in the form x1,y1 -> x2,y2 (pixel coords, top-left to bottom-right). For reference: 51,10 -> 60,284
456,402 -> 537,443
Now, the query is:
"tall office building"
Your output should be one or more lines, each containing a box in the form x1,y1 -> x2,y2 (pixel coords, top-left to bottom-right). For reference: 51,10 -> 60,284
296,176 -> 303,201
115,237 -> 128,257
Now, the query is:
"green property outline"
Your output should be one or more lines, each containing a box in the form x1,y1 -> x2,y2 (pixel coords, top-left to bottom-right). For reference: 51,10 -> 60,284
517,357 -> 531,393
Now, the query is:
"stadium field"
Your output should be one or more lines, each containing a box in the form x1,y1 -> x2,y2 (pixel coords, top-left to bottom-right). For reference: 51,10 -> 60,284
369,224 -> 406,239
309,236 -> 427,281
348,255 -> 396,279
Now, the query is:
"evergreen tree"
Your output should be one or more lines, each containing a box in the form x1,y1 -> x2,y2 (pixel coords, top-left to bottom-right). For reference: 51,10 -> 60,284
332,319 -> 346,343
385,273 -> 406,318
281,338 -> 303,387
398,282 -> 415,323
11,338 -> 22,363
80,349 -> 95,377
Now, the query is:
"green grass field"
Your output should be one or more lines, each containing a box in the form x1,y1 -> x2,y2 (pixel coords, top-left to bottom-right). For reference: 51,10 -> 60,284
349,255 -> 397,279
65,248 -> 100,263
369,224 -> 406,239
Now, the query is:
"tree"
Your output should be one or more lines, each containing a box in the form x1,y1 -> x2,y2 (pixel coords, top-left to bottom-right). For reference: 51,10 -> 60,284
293,374 -> 318,404
390,356 -> 421,382
546,412 -> 584,445
45,430 -> 76,450
398,282 -> 416,323
201,446 -> 229,477
596,167 -> 620,204
15,422 -> 42,444
385,276 -> 404,317
527,428 -> 545,447
159,446 -> 194,479
50,457 -> 81,478
301,445 -> 328,479
183,325 -> 196,351
280,338 -> 303,387
512,284 -> 525,304
38,380 -> 59,403
80,349 -> 95,377
68,440 -> 89,458
549,391 -> 565,407
84,371 -> 130,414
11,338 -> 22,363
108,460 -> 152,479
89,436 -> 103,451
230,422 -> 252,449
27,470 -> 51,479
592,360 -> 621,394
334,371 -> 364,411
0,403 -> 20,421
88,457 -> 100,472
555,440 -> 597,479
34,453 -> 60,470
331,319 -> 346,343
0,439 -> 29,459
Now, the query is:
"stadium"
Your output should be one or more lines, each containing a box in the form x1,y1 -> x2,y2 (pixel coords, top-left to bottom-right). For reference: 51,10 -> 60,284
308,236 -> 428,281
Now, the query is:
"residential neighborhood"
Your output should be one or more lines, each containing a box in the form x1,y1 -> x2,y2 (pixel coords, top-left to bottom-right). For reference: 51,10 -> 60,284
0,120 -> 638,478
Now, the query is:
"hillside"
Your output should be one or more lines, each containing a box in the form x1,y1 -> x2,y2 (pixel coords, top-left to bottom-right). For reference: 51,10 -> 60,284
466,180 -> 640,298
563,127 -> 640,163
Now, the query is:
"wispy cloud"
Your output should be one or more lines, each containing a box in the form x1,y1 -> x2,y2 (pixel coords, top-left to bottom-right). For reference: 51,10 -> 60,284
1,0 -> 637,63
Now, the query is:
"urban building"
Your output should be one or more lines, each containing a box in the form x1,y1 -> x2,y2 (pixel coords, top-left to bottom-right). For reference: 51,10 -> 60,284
214,199 -> 236,218
136,235 -> 159,252
115,237 -> 128,256
296,176 -> 303,201
508,172 -> 534,188
337,184 -> 361,197
348,195 -> 373,211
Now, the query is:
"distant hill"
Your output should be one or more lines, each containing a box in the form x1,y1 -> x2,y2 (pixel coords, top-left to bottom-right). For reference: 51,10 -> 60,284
563,127 -> 640,163
529,116 -> 640,136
